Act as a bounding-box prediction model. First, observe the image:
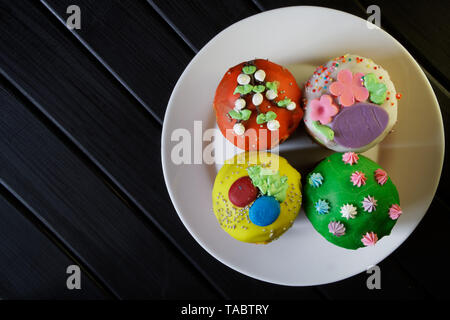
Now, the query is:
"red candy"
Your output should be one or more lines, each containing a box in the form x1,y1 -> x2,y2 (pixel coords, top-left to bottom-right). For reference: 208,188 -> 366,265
228,176 -> 258,207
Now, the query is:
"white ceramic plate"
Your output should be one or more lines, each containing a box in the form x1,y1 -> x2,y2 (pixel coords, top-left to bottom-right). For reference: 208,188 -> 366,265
161,6 -> 444,286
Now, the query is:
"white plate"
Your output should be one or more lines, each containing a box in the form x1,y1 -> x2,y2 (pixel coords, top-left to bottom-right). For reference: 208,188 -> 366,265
161,6 -> 444,286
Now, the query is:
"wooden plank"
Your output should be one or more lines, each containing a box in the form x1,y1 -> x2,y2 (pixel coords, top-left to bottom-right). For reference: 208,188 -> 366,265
147,0 -> 260,52
393,198 -> 450,299
41,0 -> 195,124
0,82 -> 217,299
255,0 -> 450,88
317,258 -> 429,299
357,0 -> 450,88
0,189 -> 106,299
42,0 -> 448,298
427,74 -> 449,199
0,1 -> 323,298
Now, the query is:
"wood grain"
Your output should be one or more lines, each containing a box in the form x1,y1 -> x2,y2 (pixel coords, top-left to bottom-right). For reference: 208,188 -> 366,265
41,0 -> 195,124
256,0 -> 450,87
0,81 -> 216,299
1,0 -> 323,299
148,0 -> 259,52
358,0 -> 450,88
0,188 -> 106,299
393,198 -> 450,299
0,0 -> 447,299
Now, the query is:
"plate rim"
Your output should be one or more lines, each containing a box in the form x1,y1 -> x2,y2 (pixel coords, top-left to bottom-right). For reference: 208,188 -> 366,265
161,5 -> 445,286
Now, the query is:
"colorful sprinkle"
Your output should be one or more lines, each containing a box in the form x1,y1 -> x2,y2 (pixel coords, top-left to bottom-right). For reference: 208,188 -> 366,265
340,204 -> 358,220
309,173 -> 324,188
374,168 -> 388,185
342,152 -> 359,165
362,196 -> 377,213
389,204 -> 402,220
328,221 -> 346,237
351,171 -> 367,187
315,199 -> 330,215
361,232 -> 378,246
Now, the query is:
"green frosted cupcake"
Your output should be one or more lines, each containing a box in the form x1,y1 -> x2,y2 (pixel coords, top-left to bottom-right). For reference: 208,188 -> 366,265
304,152 -> 402,250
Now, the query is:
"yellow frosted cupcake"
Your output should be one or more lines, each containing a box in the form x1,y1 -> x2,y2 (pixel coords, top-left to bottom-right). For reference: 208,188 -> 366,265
212,152 -> 301,244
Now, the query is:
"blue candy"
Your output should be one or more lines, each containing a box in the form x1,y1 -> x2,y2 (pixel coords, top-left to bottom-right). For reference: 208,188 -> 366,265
249,196 -> 280,227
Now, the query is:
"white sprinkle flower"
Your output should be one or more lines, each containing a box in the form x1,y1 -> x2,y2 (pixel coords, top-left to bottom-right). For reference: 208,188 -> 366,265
237,74 -> 250,85
267,120 -> 280,131
233,123 -> 245,135
254,69 -> 266,82
286,101 -> 296,111
252,92 -> 263,106
265,89 -> 277,100
340,204 -> 358,220
234,98 -> 246,110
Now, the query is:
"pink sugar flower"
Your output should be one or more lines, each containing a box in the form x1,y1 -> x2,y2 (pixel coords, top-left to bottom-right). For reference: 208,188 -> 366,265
328,221 -> 346,237
374,168 -> 388,185
389,204 -> 402,220
309,94 -> 339,125
362,196 -> 377,213
361,232 -> 378,246
342,152 -> 359,165
330,69 -> 369,107
351,171 -> 367,187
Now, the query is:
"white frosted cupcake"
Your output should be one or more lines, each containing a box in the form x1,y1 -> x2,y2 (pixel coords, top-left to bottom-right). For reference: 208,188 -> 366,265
303,54 -> 401,152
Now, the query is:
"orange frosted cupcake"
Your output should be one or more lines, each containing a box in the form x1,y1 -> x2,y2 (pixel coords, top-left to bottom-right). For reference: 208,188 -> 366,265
213,59 -> 303,150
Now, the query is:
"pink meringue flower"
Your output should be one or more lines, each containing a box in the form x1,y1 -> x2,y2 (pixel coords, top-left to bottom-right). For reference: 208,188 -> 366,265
309,94 -> 339,125
361,232 -> 378,246
351,171 -> 367,187
328,221 -> 346,237
342,152 -> 359,165
330,69 -> 369,107
389,204 -> 402,220
362,196 -> 377,212
374,168 -> 388,185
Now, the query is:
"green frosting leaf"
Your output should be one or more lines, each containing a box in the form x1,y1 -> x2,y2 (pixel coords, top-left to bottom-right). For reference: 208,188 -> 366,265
312,121 -> 334,141
252,85 -> 266,93
363,73 -> 387,105
256,113 -> 266,124
240,109 -> 251,121
228,109 -> 241,119
277,97 -> 291,107
256,111 -> 277,124
265,81 -> 279,94
247,165 -> 288,202
234,84 -> 254,95
242,65 -> 256,75
228,109 -> 252,121
265,111 -> 277,121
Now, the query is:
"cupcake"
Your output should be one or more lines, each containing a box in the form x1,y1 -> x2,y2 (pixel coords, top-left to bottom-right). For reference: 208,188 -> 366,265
303,54 -> 401,152
212,152 -> 301,243
214,59 -> 303,151
303,152 -> 402,250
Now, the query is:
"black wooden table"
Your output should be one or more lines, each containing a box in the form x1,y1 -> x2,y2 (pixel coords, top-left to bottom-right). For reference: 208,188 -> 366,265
0,0 -> 448,300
